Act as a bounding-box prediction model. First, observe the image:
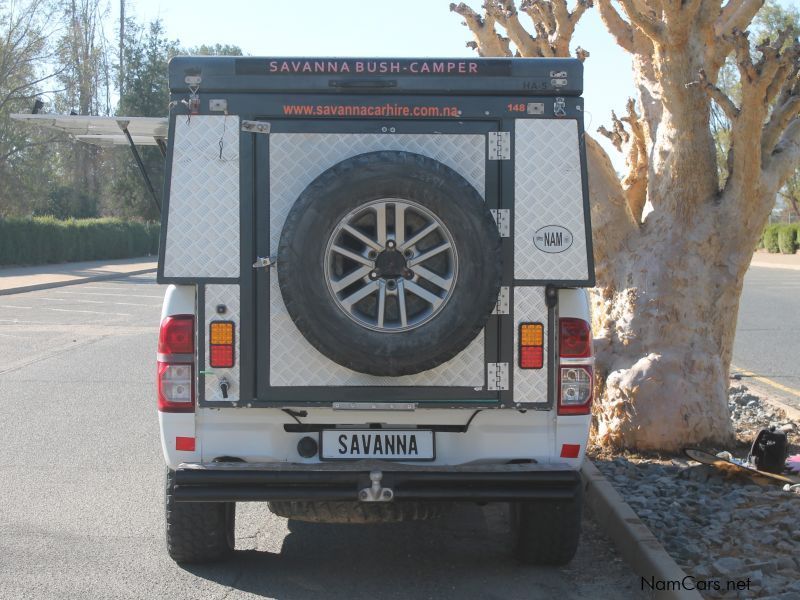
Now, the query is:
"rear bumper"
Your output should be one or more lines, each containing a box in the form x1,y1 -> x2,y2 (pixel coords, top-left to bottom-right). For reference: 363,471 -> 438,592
173,461 -> 582,503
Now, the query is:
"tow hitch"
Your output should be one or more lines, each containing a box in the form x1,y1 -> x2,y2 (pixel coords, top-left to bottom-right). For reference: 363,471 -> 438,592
359,470 -> 394,502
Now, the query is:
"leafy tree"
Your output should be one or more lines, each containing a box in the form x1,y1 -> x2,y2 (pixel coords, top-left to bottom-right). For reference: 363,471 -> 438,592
0,0 -> 62,217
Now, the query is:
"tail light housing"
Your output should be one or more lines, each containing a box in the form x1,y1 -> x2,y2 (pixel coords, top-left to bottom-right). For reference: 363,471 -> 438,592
558,317 -> 593,415
158,315 -> 195,413
518,322 -> 544,369
209,321 -> 235,368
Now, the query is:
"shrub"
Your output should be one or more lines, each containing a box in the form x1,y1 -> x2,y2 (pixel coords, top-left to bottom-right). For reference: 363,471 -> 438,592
778,224 -> 799,254
762,224 -> 781,253
0,217 -> 161,266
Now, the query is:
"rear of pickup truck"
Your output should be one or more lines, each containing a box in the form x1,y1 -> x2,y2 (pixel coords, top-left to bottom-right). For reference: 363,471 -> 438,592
155,55 -> 595,566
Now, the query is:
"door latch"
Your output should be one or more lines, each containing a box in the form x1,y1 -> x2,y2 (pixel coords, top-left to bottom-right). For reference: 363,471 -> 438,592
253,256 -> 277,269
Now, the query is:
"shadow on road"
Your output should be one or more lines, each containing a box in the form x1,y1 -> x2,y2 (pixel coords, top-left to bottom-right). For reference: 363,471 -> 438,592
182,503 -> 639,600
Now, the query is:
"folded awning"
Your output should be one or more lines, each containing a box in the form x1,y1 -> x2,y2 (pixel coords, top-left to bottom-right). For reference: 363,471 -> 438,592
10,114 -> 167,146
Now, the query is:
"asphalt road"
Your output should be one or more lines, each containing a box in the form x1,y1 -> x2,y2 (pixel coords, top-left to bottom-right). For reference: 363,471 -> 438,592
0,274 -> 643,600
732,265 -> 800,410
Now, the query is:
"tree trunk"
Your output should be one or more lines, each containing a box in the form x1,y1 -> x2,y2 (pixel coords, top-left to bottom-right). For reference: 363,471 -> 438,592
591,206 -> 753,450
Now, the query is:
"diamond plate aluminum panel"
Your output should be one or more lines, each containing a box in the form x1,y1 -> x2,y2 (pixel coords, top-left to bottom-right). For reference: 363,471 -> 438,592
269,133 -> 485,253
513,119 -> 589,281
204,284 -> 240,402
513,287 -> 548,403
268,133 -> 487,387
164,115 -> 240,278
268,275 -> 485,387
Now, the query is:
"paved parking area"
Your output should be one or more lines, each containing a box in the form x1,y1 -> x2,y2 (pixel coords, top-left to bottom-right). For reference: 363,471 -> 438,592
733,265 -> 800,410
0,274 -> 643,600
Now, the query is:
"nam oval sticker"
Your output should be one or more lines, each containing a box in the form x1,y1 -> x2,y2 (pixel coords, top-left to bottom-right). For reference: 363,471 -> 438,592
533,225 -> 573,253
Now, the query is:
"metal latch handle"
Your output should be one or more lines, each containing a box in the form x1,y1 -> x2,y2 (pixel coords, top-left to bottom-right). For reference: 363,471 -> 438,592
253,256 -> 277,269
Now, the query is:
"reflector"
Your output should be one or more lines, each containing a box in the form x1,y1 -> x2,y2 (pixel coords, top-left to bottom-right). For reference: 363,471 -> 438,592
520,346 -> 543,369
175,436 -> 196,451
210,344 -> 235,368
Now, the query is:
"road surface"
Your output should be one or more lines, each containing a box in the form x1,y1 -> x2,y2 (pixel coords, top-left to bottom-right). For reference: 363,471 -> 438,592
732,265 -> 800,411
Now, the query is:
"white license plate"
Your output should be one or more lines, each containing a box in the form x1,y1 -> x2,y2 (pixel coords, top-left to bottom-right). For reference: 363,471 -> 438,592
320,429 -> 434,460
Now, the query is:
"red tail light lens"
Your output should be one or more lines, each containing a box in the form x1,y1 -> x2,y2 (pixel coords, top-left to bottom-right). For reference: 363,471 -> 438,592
158,314 -> 195,413
559,318 -> 592,358
158,315 -> 194,354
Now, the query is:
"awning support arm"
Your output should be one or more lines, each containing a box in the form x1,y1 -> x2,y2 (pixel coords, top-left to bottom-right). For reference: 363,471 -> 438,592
118,120 -> 161,215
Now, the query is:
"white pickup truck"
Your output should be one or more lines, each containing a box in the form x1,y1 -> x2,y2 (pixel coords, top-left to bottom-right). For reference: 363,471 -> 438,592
16,55 -> 596,566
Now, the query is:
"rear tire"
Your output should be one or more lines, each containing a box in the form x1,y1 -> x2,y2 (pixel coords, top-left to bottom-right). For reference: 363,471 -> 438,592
165,469 -> 235,563
511,486 -> 583,565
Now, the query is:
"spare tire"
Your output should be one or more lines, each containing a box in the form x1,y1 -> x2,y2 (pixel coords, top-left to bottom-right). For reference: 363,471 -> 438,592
277,151 -> 501,376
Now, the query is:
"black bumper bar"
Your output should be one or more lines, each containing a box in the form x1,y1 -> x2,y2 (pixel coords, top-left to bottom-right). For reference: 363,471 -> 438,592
173,462 -> 582,503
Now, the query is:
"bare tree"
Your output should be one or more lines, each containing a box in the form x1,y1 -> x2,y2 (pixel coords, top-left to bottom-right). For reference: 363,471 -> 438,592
451,0 -> 800,450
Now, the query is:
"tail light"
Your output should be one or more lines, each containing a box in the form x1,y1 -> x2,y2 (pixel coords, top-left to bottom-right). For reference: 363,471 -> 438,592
558,317 -> 593,415
209,321 -> 235,368
519,322 -> 544,369
158,315 -> 195,413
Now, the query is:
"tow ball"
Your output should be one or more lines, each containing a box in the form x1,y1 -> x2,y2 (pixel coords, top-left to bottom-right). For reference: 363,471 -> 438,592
359,470 -> 394,502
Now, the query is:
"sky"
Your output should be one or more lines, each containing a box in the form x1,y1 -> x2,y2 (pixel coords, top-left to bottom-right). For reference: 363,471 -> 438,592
118,0 -> 796,172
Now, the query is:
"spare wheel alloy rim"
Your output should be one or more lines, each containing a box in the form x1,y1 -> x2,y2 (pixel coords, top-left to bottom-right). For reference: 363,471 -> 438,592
323,198 -> 459,332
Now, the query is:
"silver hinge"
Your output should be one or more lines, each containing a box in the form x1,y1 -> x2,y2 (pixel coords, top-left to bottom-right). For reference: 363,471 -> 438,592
241,120 -> 271,134
488,131 -> 511,160
253,256 -> 277,269
490,209 -> 511,237
493,286 -> 510,315
487,362 -> 509,391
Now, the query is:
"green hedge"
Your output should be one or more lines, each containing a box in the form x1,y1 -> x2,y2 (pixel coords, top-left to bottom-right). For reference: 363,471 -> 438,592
762,223 -> 800,254
778,224 -> 799,255
0,217 -> 160,266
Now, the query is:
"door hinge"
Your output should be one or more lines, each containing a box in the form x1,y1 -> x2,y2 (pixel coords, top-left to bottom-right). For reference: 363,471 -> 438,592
253,256 -> 277,269
487,362 -> 509,391
493,286 -> 510,315
241,120 -> 271,134
488,131 -> 511,160
490,209 -> 510,237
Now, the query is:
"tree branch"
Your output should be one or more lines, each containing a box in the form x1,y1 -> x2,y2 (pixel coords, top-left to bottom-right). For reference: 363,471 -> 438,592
765,117 -> 800,191
597,99 -> 649,222
762,73 -> 800,156
618,0 -> 664,42
486,0 -> 547,56
450,2 -> 512,56
452,1 -> 592,60
686,68 -> 740,121
595,0 -> 634,53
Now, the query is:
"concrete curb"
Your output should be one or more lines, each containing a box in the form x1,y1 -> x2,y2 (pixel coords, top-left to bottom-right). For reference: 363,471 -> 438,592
0,267 -> 156,296
582,461 -> 702,600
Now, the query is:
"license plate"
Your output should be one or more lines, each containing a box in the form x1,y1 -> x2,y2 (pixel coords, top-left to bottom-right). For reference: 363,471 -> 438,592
320,429 -> 435,460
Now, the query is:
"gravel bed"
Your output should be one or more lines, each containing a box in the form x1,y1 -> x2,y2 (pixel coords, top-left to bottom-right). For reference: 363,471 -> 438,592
592,385 -> 799,599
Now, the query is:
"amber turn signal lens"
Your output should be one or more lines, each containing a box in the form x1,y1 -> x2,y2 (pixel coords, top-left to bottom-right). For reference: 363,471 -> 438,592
209,321 -> 234,345
520,323 -> 543,347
